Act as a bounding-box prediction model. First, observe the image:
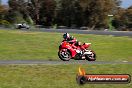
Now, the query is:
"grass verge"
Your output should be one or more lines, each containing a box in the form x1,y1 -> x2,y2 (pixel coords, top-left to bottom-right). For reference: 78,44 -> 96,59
0,29 -> 131,61
0,64 -> 131,88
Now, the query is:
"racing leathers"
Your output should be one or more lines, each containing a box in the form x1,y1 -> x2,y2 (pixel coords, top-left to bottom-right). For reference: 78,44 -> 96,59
62,36 -> 85,54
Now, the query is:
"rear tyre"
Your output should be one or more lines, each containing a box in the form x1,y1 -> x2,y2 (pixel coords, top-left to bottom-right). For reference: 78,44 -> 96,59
58,49 -> 71,61
85,50 -> 96,61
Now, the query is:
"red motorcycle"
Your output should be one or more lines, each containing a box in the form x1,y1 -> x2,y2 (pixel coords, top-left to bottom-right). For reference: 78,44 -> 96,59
58,41 -> 96,61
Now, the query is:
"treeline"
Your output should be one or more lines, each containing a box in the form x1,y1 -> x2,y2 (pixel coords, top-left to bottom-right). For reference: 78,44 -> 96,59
0,0 -> 132,30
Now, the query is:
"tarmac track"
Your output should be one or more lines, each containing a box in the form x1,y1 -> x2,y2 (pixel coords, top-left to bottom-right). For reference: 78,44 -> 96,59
1,28 -> 132,37
37,28 -> 132,37
0,60 -> 132,65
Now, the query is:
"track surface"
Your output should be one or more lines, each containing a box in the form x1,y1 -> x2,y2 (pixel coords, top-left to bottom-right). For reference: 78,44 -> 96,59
1,28 -> 132,37
37,28 -> 132,37
0,60 -> 132,65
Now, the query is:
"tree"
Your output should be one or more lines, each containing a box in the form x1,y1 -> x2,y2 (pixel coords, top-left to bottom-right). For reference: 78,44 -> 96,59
28,0 -> 41,24
7,0 -> 124,29
125,6 -> 132,28
0,5 -> 8,19
55,0 -> 83,27
0,5 -> 10,27
79,0 -> 121,29
5,10 -> 26,23
55,0 -> 122,29
113,5 -> 132,30
55,0 -> 73,27
39,0 -> 56,26
8,0 -> 34,24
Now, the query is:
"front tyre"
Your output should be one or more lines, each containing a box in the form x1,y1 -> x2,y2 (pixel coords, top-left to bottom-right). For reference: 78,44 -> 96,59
58,49 -> 71,61
85,50 -> 96,61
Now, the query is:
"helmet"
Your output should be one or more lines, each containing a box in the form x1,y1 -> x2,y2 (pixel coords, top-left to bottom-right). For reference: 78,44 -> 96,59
63,33 -> 70,40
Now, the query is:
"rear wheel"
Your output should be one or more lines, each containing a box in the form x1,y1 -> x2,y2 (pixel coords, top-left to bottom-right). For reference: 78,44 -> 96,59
85,50 -> 96,61
58,49 -> 71,61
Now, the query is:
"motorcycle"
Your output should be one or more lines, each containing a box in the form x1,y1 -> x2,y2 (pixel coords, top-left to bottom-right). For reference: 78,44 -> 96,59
58,41 -> 96,61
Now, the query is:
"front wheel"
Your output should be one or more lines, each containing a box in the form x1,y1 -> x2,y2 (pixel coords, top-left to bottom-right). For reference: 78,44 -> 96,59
85,50 -> 96,61
58,49 -> 71,61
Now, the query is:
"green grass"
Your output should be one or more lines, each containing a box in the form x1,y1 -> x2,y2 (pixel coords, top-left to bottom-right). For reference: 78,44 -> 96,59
0,29 -> 131,88
0,29 -> 132,61
0,64 -> 131,88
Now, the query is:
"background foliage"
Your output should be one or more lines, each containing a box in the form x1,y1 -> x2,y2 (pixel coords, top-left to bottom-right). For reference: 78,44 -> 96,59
0,0 -> 131,30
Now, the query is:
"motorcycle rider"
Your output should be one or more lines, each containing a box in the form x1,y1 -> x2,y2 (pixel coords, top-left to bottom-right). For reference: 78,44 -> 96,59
62,33 -> 85,54
63,33 -> 76,43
